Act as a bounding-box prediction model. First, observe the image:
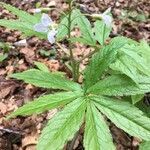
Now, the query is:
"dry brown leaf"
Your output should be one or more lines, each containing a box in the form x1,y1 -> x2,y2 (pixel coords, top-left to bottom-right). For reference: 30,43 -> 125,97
0,78 -> 17,99
22,134 -> 38,150
0,102 -> 7,114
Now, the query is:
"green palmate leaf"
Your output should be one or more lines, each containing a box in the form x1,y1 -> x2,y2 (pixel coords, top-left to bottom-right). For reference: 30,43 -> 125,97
10,69 -> 81,91
84,38 -> 127,90
84,45 -> 116,90
87,74 -> 150,96
93,96 -> 150,141
0,2 -> 39,24
110,55 -> 139,84
93,20 -> 111,45
7,91 -> 83,119
0,19 -> 46,38
74,9 -> 96,46
111,42 -> 150,83
139,141 -> 150,150
56,9 -> 79,41
84,102 -> 115,150
110,36 -> 137,49
34,61 -> 50,73
131,94 -> 144,104
121,45 -> 150,75
37,98 -> 86,150
137,40 -> 150,66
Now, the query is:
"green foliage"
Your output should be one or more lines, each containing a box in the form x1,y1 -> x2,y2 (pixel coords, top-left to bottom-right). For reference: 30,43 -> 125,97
37,98 -> 86,150
131,94 -> 144,104
84,37 -> 128,90
0,2 -> 39,24
0,19 -> 46,38
93,20 -> 111,45
93,96 -> 150,141
56,9 -> 79,41
110,41 -> 150,84
87,74 -> 150,96
136,101 -> 150,118
0,3 -> 46,39
8,91 -> 83,119
10,69 -> 81,91
84,102 -> 115,150
0,54 -> 7,62
139,141 -> 150,150
34,61 -> 50,73
2,2 -> 150,150
0,41 -> 11,52
72,9 -> 96,46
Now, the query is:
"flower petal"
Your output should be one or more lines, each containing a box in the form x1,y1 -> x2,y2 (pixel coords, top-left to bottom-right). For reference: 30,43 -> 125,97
47,30 -> 57,44
101,15 -> 112,27
34,23 -> 48,32
103,7 -> 111,15
41,14 -> 53,27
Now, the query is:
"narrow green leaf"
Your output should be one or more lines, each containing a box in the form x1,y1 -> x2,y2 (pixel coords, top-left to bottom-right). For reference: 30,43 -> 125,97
74,9 -> 96,45
139,141 -> 150,150
0,54 -> 7,62
131,94 -> 144,104
121,45 -> 150,76
56,9 -> 79,41
93,20 -> 111,45
34,61 -> 50,73
84,45 -> 117,90
7,91 -> 83,118
137,40 -> 150,66
84,102 -> 115,150
87,74 -> 150,96
110,55 -> 139,84
37,98 -> 86,150
0,19 -> 46,38
0,2 -> 39,24
93,96 -> 150,141
110,36 -> 137,49
10,69 -> 81,91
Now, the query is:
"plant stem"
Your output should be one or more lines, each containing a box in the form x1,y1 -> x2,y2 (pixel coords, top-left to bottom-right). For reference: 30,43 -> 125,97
68,0 -> 79,82
56,42 -> 70,55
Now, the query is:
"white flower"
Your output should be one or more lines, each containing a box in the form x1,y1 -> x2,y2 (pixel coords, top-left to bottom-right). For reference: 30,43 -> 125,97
92,7 -> 112,27
100,7 -> 112,27
34,14 -> 57,44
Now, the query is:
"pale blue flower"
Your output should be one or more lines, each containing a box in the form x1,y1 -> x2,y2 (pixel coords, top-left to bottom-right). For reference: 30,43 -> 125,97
100,7 -> 112,27
34,14 -> 57,44
92,7 -> 112,27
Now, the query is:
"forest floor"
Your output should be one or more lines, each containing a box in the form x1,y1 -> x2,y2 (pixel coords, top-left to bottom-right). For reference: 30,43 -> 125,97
0,0 -> 150,150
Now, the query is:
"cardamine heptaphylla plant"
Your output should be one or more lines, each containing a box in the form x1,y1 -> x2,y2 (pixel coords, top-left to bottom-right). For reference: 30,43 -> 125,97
0,1 -> 150,150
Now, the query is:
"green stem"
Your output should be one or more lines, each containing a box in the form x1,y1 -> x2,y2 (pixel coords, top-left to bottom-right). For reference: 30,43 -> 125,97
67,1 -> 79,82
